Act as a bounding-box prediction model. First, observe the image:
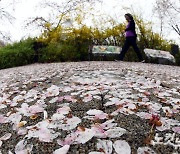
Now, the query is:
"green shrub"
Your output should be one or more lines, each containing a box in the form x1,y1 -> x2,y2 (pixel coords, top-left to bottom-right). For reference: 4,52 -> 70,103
0,38 -> 35,69
174,53 -> 180,66
39,41 -> 89,63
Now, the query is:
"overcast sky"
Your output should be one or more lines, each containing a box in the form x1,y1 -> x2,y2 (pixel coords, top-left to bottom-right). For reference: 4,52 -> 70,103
1,0 -> 179,44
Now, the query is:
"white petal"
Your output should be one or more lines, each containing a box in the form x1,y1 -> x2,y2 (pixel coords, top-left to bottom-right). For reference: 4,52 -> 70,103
75,128 -> 95,144
52,113 -> 65,121
43,110 -> 48,119
0,114 -> 7,123
15,140 -> 27,153
17,103 -> 30,116
83,95 -> 93,102
8,151 -> 13,154
17,128 -> 27,136
91,124 -> 107,138
113,140 -> 131,154
101,119 -> 117,130
137,147 -> 156,154
38,128 -> 59,142
60,117 -> 81,131
46,85 -> 59,97
53,145 -> 70,154
105,127 -> 126,138
87,109 -> 104,115
89,152 -> 104,154
97,139 -> 113,154
7,113 -> 22,125
29,105 -> 44,114
136,112 -> 152,119
57,106 -> 71,115
0,133 -> 12,141
0,141 -> 2,147
57,132 -> 77,146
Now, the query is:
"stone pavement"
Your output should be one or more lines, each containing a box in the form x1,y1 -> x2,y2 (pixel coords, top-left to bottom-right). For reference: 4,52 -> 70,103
0,62 -> 179,154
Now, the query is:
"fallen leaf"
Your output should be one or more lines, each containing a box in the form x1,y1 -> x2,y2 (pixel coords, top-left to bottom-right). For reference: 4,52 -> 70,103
77,126 -> 86,132
30,115 -> 38,120
18,121 -> 27,128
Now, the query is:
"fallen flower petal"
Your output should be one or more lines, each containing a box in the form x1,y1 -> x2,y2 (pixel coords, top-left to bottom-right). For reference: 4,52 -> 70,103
57,132 -> 77,146
105,127 -> 126,138
57,106 -> 71,115
29,105 -> 44,115
89,152 -> 104,154
0,133 -> 12,141
113,140 -> 131,154
91,124 -> 107,138
75,128 -> 95,144
46,85 -> 59,97
137,147 -> 156,154
43,110 -> 48,120
60,117 -> 82,131
97,139 -> 113,154
15,139 -> 33,154
172,127 -> 180,134
53,145 -> 70,154
0,141 -> 2,147
0,114 -> 7,123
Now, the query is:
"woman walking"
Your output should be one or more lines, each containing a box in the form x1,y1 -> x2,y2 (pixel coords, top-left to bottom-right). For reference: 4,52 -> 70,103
119,13 -> 144,62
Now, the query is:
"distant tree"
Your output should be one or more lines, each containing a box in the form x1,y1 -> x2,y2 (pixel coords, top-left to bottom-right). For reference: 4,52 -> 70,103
0,0 -> 16,41
25,0 -> 102,34
154,0 -> 180,37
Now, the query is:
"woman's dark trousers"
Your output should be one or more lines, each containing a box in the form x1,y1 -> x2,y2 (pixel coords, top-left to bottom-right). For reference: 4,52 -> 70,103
119,37 -> 143,61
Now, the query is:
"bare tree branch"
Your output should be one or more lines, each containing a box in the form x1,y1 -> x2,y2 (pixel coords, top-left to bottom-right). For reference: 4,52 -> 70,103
154,0 -> 180,37
0,0 -> 16,42
25,0 -> 102,32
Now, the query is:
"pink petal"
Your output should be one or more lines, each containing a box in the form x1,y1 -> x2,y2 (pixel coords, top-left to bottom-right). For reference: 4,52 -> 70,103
29,105 -> 44,114
0,115 -> 7,123
91,124 -> 107,138
57,132 -> 77,146
0,133 -> 12,141
101,119 -> 117,129
57,106 -> 71,115
64,95 -> 77,103
74,128 -> 95,144
58,96 -> 64,102
60,117 -> 81,131
87,109 -> 108,119
83,95 -> 93,102
172,127 -> 180,134
46,85 -> 59,97
17,128 -> 28,136
136,112 -> 152,119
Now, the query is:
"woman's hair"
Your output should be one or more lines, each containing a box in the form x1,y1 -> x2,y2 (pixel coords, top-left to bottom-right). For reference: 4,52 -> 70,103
125,13 -> 134,20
